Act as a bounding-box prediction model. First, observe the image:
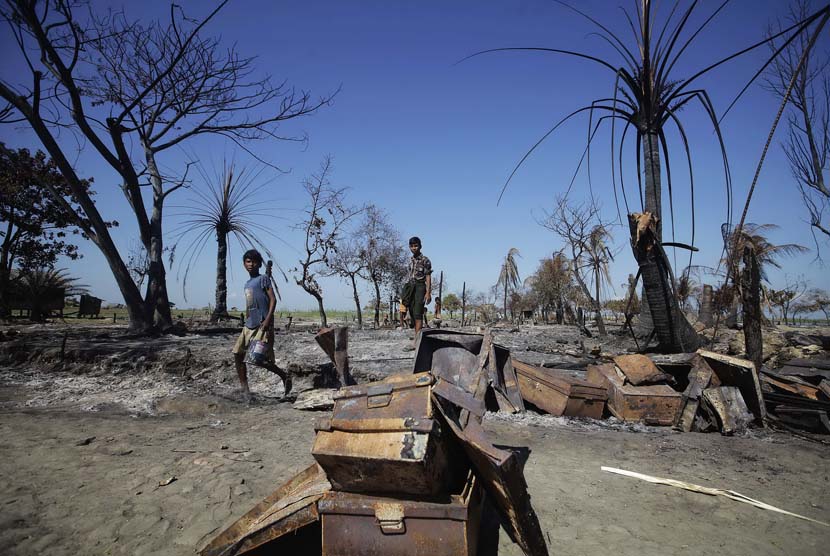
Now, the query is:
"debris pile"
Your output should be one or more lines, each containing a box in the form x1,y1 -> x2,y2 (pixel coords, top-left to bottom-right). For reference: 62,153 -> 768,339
761,357 -> 830,434
515,350 -> 766,435
200,329 -> 548,556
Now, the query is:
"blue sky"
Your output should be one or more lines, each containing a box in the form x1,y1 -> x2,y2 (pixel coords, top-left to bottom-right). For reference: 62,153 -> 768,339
2,0 -> 828,311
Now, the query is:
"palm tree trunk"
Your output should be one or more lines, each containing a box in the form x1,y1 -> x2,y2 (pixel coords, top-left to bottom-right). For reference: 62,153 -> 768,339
211,231 -> 228,322
593,262 -> 607,336
636,131 -> 662,337
725,298 -> 739,329
741,247 -> 763,371
349,274 -> 363,329
629,214 -> 699,353
698,284 -> 714,327
503,282 -> 508,321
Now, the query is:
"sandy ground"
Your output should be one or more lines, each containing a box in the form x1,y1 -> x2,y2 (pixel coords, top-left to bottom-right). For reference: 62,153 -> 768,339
0,321 -> 828,555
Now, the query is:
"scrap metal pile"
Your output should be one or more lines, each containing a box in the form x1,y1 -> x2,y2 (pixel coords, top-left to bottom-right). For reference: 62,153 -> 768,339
201,329 -> 549,556
761,357 -> 830,434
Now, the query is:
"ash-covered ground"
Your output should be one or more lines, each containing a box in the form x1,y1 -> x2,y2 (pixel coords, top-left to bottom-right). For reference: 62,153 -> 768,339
0,318 -> 827,556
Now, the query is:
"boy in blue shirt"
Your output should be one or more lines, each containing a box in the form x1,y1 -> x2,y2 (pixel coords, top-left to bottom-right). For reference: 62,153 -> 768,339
232,249 -> 292,402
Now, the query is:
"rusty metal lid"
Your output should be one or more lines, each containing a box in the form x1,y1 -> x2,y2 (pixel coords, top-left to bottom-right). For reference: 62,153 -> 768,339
200,464 -> 330,556
433,398 -> 549,556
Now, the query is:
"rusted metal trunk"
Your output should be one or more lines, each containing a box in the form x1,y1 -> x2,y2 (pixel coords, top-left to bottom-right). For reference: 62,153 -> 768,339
312,373 -> 465,497
513,360 -> 606,418
698,284 -> 714,327
318,473 -> 483,556
628,213 -> 699,353
741,246 -> 763,372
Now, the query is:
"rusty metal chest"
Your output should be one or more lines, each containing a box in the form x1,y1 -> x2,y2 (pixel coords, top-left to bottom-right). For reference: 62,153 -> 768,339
318,472 -> 483,556
311,372 -> 463,497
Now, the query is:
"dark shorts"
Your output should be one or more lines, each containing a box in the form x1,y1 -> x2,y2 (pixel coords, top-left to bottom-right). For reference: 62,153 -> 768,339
409,281 -> 427,319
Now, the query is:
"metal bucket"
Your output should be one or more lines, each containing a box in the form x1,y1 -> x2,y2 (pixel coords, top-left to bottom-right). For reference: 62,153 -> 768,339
245,330 -> 270,367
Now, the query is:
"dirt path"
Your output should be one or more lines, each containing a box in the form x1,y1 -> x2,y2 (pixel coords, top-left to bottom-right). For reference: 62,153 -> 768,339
0,392 -> 827,556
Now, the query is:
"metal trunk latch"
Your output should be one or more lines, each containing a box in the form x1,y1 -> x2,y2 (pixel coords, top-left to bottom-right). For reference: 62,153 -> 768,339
366,384 -> 394,409
375,503 -> 405,535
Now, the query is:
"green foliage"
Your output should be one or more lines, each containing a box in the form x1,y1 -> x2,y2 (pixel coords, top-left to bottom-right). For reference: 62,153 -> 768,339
0,143 -> 100,273
442,293 -> 461,317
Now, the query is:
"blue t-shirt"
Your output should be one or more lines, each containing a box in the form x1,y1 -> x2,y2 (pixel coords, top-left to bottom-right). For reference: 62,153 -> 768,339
244,274 -> 271,329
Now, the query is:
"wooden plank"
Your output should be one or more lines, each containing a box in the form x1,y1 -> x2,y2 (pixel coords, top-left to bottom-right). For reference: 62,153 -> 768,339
783,358 -> 830,370
674,354 -> 714,432
613,354 -> 672,385
777,365 -> 830,380
701,387 -> 753,435
761,373 -> 820,401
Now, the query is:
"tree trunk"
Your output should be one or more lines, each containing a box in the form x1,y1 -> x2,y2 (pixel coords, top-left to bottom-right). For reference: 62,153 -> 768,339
725,298 -> 739,329
572,267 -> 606,336
461,282 -> 466,326
503,282 -> 508,322
372,277 -> 382,329
593,262 -> 607,336
19,111 -> 151,331
698,284 -> 714,327
636,131 -> 662,337
145,152 -> 173,330
316,294 -> 328,328
350,274 -> 363,329
211,231 -> 228,322
629,214 -> 699,353
742,247 -> 763,371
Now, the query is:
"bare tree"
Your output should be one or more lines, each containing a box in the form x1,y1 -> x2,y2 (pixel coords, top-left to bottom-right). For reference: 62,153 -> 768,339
356,205 -> 402,328
540,197 -> 614,336
325,237 -> 366,329
293,157 -> 362,328
0,1 -> 332,332
768,276 -> 809,326
766,0 -> 830,247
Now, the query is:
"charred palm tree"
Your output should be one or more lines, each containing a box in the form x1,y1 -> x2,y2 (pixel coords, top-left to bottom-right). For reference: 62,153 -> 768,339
468,0 -> 828,352
496,248 -> 521,321
171,161 -> 281,322
719,222 -> 808,327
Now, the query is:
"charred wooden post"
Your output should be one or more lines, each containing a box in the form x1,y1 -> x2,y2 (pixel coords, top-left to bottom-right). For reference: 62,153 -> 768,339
698,284 -> 715,327
461,281 -> 466,327
314,327 -> 354,387
742,246 -> 763,372
628,212 -> 700,353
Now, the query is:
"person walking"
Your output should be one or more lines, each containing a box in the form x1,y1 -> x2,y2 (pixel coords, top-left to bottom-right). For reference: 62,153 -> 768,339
232,249 -> 292,402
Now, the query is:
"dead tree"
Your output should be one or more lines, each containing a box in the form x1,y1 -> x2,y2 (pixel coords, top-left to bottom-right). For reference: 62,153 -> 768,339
628,213 -> 700,352
325,238 -> 366,329
741,246 -> 763,371
765,0 -> 830,249
356,205 -> 402,328
294,158 -> 362,328
540,198 -> 613,336
0,1 -> 332,332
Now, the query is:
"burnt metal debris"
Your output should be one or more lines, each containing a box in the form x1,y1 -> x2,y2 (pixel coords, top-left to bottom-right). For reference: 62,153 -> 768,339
200,328 -> 548,556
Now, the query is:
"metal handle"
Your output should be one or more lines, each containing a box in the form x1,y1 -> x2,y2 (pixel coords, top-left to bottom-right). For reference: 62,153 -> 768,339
375,503 -> 405,535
